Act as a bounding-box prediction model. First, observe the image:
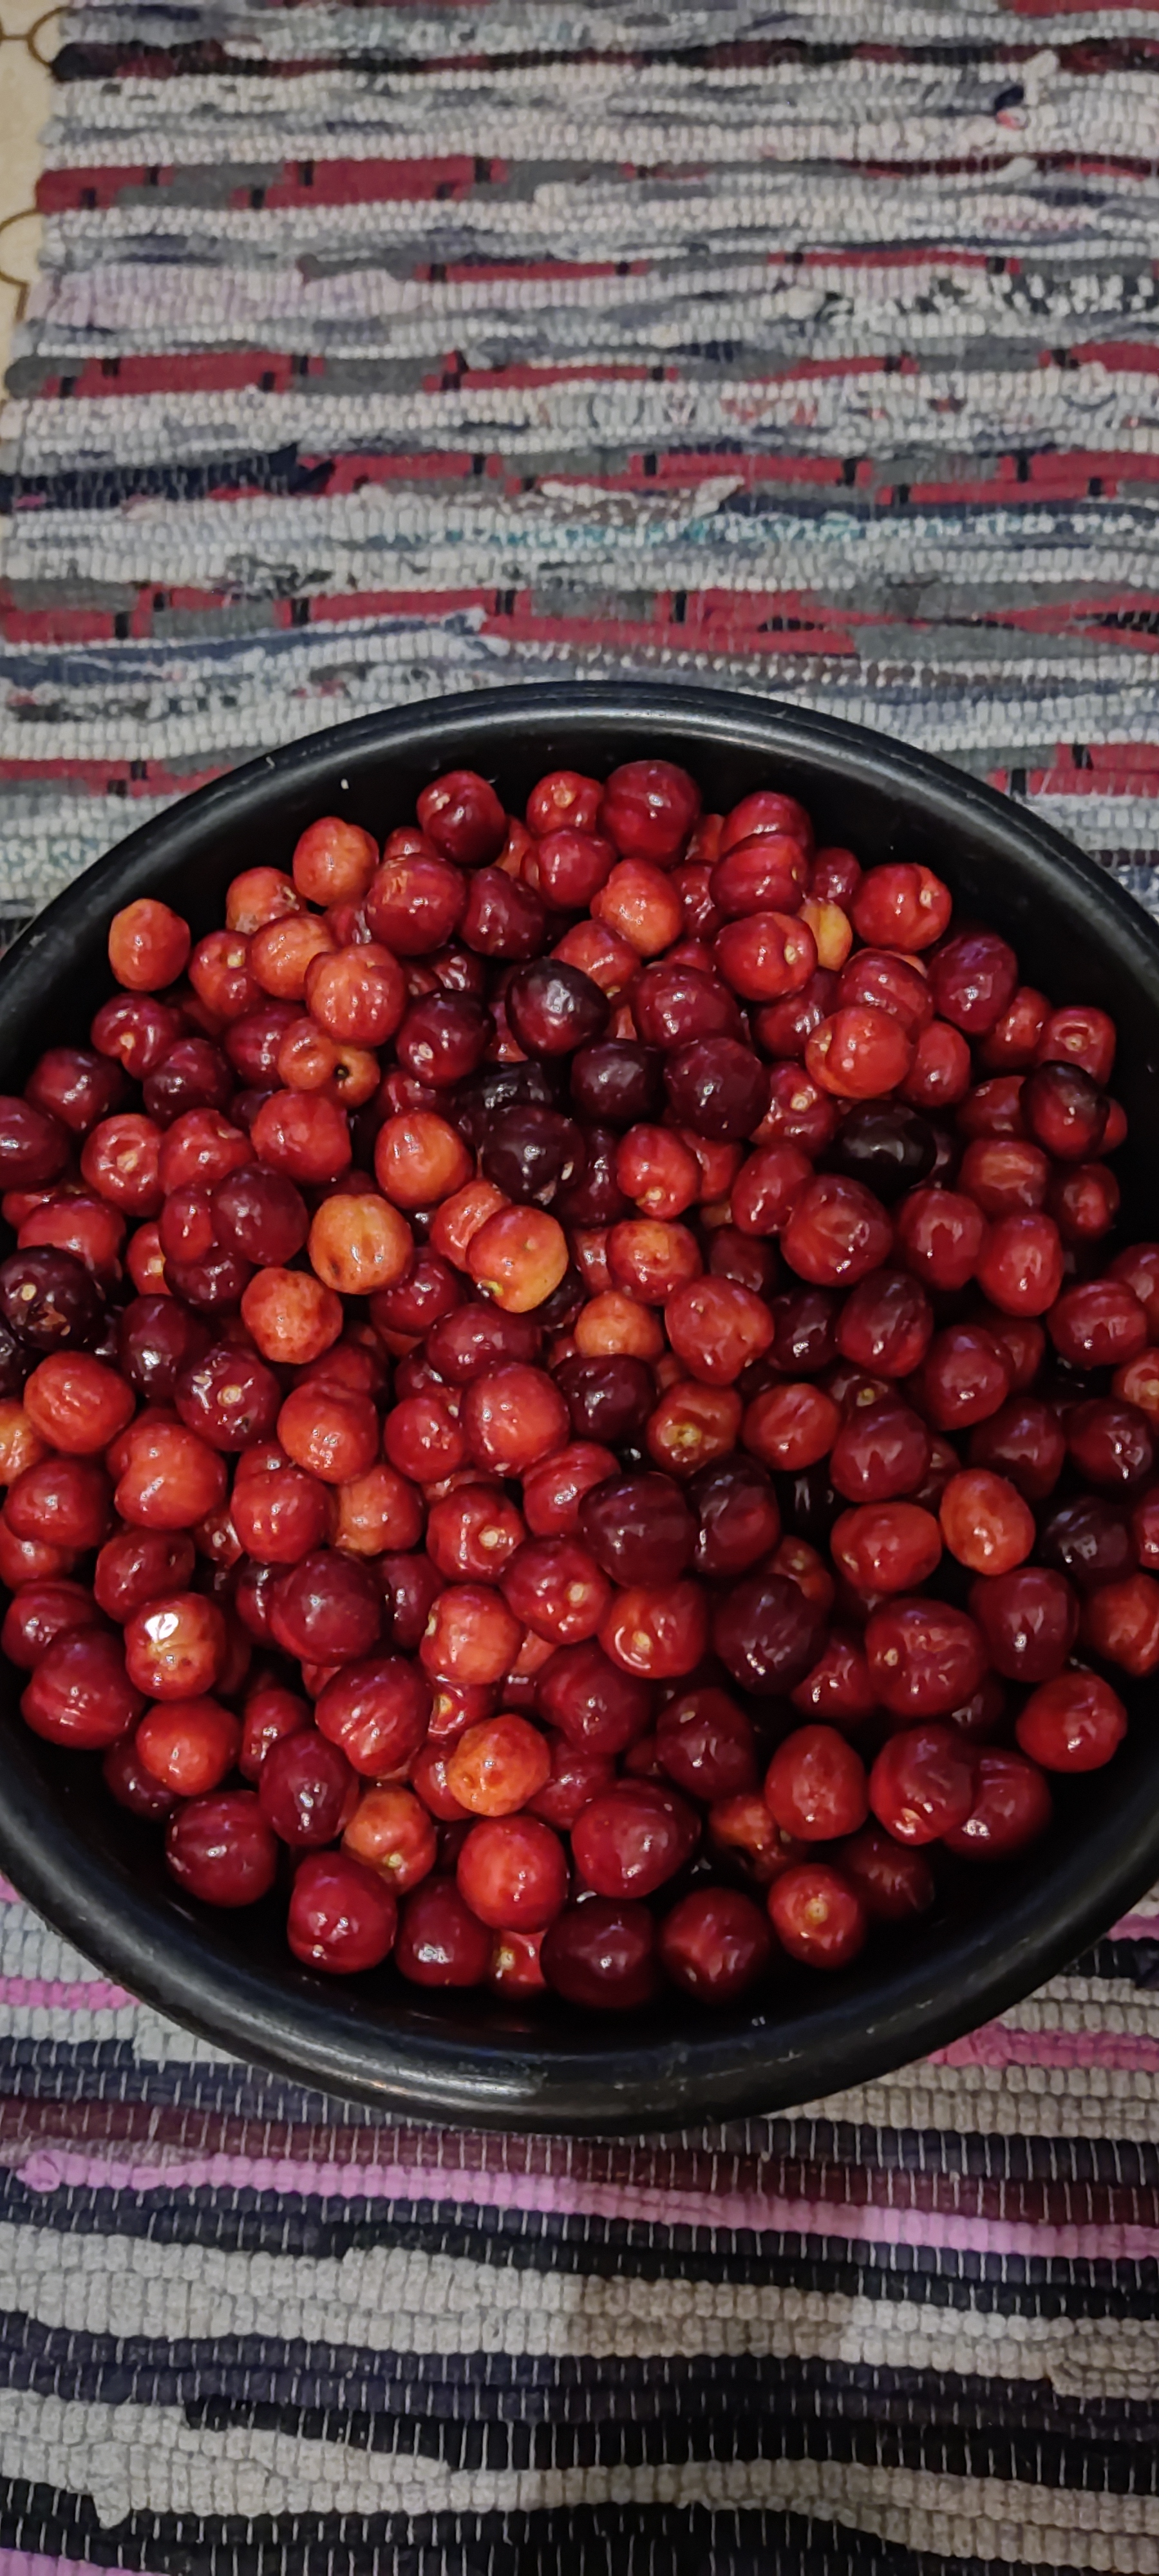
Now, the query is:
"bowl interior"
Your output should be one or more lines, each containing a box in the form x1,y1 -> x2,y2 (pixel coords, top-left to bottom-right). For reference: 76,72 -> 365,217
2,683 -> 1158,2131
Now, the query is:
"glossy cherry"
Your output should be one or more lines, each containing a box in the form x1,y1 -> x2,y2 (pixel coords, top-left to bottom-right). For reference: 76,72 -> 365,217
869,1723 -> 977,1845
659,1888 -> 774,2002
1015,1671 -> 1127,1773
768,1865 -> 867,1969
166,1793 -> 278,1908
541,1900 -> 659,2009
943,1748 -> 1053,1858
287,1852 -> 398,1973
764,1726 -> 868,1842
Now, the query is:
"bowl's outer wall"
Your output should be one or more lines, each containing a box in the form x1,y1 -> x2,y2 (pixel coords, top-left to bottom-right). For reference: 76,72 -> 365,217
2,681 -> 1158,2132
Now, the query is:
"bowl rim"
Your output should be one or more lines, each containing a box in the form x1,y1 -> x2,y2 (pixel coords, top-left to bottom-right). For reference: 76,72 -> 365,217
1,675 -> 1157,2134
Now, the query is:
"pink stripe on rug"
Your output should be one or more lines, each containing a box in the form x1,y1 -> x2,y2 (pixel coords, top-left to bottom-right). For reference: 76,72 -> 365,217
0,2559 -> 164,2576
930,2025 -> 1159,2070
0,1978 -> 134,2010
1111,1912 -> 1159,1937
15,2144 -> 1159,2260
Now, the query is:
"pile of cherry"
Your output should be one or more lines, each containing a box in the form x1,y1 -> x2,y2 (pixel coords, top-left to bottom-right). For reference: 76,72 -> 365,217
0,756 -> 1155,2014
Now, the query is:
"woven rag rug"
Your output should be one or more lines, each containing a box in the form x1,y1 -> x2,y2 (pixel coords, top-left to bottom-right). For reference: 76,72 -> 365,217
4,3 -> 1159,2569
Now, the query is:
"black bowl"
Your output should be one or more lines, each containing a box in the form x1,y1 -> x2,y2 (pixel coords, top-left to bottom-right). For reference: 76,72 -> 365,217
1,681 -> 1156,2133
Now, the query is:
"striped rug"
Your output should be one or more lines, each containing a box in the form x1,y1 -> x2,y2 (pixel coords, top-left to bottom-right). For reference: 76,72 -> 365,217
3,2 -> 1159,2567
3,1875 -> 1159,2571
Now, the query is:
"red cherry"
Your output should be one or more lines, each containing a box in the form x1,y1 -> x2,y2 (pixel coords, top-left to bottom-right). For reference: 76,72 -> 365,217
287,1852 -> 398,1973
865,1597 -> 988,1719
536,1639 -> 651,1756
789,1629 -> 877,1728
1022,1059 -> 1109,1162
136,1695 -> 240,1797
238,1681 -> 310,1781
939,1470 -> 1035,1576
417,770 -> 507,867
659,1888 -> 774,2002
21,1628 -> 143,1748
104,1732 -> 182,1821
782,1175 -> 893,1289
1048,1280 -> 1147,1370
764,1725 -> 869,1842
838,1825 -> 934,1922
601,761 -> 701,865
944,1748 -> 1053,1857
1015,1671 -> 1127,1772
914,1325 -> 1011,1432
975,1213 -> 1064,1318
258,1728 -> 359,1846
969,1567 -> 1077,1684
829,1399 -> 930,1506
831,1501 -> 942,1596
124,1590 -> 227,1701
269,1551 -> 383,1666
394,1878 -> 492,1986
1,1577 -> 103,1670
455,1816 -> 568,1930
165,1792 -> 278,1907
571,1779 -> 699,1899
540,1899 -> 659,2008
1079,1572 -> 1159,1676
599,1579 -> 708,1680
655,1687 -> 757,1799
928,929 -> 1017,1035
768,1864 -> 867,1968
713,1569 -> 826,1697
968,1396 -> 1066,1502
868,1723 -> 977,1845
850,864 -> 951,953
